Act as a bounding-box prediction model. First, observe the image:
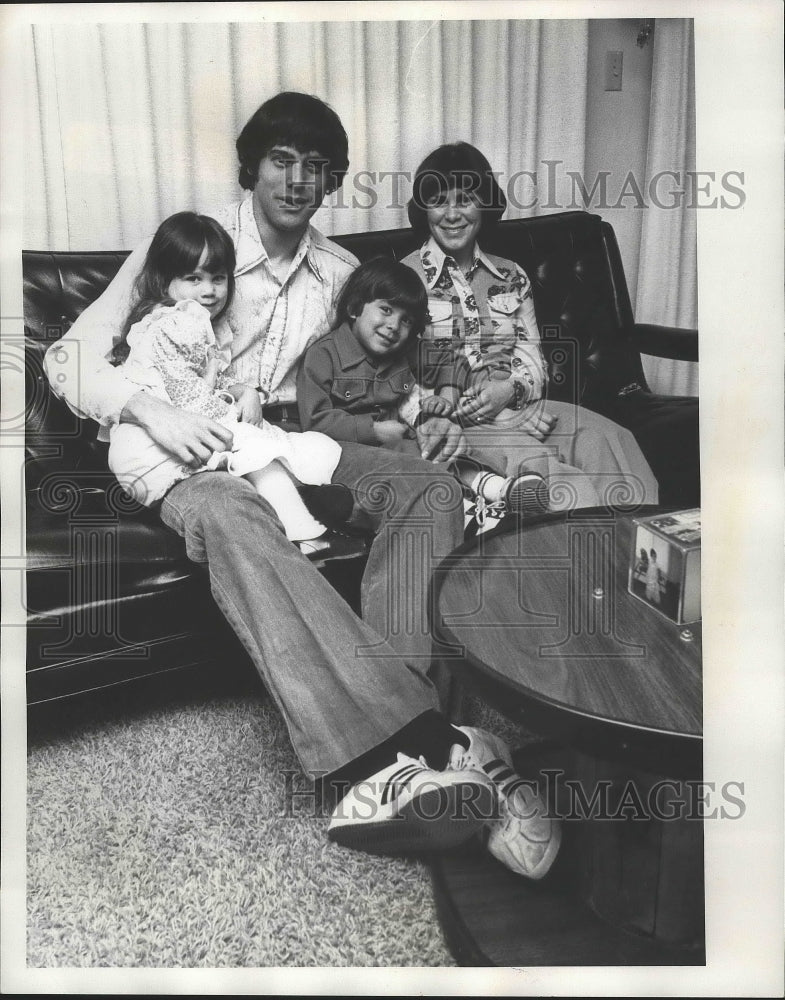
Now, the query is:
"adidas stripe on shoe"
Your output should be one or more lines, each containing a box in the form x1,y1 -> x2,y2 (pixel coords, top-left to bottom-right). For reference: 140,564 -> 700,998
328,753 -> 497,855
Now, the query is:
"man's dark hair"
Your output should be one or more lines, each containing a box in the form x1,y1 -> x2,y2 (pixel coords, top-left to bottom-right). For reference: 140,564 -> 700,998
236,91 -> 349,193
407,142 -> 507,239
335,257 -> 429,339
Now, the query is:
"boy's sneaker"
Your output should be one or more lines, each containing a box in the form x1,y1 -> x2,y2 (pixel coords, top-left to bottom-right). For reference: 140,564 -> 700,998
328,753 -> 497,855
469,471 -> 550,530
449,726 -> 561,880
504,472 -> 551,517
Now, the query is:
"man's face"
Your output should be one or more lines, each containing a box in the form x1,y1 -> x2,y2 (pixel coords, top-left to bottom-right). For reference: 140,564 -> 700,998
253,145 -> 332,236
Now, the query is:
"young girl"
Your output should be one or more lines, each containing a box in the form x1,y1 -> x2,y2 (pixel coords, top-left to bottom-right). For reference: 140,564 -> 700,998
296,257 -> 549,523
108,211 -> 342,548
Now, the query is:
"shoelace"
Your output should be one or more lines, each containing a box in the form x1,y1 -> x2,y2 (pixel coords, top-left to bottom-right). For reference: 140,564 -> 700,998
467,494 -> 508,526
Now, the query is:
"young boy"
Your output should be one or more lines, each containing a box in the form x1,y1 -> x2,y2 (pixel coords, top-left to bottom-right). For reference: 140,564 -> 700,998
298,257 -> 551,525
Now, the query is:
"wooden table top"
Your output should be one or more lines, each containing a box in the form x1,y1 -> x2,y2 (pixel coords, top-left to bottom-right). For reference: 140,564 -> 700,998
433,510 -> 702,741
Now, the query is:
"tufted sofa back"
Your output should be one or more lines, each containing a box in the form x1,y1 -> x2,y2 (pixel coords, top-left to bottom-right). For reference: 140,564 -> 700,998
23,210 -> 648,479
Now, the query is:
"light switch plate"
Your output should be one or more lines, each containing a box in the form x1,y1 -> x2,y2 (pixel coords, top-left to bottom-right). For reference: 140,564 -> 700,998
605,50 -> 623,91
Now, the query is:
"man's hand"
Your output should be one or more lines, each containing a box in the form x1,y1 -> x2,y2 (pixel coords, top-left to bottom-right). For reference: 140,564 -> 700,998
228,383 -> 265,426
416,416 -> 467,463
454,380 -> 516,424
120,391 -> 234,467
373,420 -> 407,446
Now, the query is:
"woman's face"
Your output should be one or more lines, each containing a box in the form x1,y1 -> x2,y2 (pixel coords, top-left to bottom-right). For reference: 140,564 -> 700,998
425,187 -> 482,263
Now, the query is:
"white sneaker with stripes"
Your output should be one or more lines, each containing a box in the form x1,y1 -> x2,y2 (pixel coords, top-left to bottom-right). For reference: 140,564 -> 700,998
449,725 -> 561,879
328,753 -> 497,855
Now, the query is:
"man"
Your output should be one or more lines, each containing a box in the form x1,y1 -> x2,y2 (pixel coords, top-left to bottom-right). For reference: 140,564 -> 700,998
44,91 -> 559,879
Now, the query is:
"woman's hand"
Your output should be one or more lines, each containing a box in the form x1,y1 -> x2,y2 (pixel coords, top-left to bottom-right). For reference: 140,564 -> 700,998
455,380 -> 515,424
228,383 -> 265,426
517,405 -> 558,441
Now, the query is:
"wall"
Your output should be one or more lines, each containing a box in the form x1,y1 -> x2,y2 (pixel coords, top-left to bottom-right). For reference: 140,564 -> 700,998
584,18 -> 654,307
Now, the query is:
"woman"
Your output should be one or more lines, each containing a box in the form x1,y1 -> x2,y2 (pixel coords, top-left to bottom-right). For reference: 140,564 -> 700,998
401,142 -> 659,511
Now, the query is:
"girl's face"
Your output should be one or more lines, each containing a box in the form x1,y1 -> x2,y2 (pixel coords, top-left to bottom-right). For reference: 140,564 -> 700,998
425,187 -> 482,263
351,299 -> 413,360
167,247 -> 229,319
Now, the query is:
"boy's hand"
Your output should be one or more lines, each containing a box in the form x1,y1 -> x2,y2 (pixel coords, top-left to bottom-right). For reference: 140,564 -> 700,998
420,394 -> 454,418
416,416 -> 467,463
373,420 -> 407,445
228,383 -> 265,426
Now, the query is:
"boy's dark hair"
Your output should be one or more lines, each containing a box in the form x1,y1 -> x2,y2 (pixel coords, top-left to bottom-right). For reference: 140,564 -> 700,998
114,212 -> 236,363
407,142 -> 507,239
335,258 -> 429,339
236,91 -> 349,193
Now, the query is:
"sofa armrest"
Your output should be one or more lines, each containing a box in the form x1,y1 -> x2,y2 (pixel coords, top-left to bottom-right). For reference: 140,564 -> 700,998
634,323 -> 699,362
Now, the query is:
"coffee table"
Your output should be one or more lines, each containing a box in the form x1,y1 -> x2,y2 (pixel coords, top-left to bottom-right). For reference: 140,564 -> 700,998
429,507 -> 703,966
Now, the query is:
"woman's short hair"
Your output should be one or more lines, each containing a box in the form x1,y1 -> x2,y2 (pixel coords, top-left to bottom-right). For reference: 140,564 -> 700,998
236,91 -> 349,193
335,258 -> 429,338
407,142 -> 507,239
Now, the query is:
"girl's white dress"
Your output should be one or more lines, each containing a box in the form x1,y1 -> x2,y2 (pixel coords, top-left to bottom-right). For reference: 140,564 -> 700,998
108,300 -> 341,507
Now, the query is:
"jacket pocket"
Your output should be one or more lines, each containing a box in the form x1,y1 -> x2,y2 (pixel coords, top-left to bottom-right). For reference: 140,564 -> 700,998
486,291 -> 521,317
330,377 -> 369,404
386,370 -> 416,397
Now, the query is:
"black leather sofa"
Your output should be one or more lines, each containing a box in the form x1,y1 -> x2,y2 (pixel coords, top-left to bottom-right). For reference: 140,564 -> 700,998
23,210 -> 699,705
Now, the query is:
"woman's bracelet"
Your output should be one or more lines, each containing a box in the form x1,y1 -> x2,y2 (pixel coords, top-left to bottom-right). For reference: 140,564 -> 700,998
509,379 -> 527,410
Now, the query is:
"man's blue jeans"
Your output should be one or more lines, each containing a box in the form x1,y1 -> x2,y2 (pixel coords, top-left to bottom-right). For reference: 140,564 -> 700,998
159,442 -> 464,775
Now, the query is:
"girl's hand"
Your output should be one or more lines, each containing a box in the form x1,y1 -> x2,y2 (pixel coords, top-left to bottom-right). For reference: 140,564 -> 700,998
455,380 -> 515,424
228,383 -> 265,426
373,420 -> 407,445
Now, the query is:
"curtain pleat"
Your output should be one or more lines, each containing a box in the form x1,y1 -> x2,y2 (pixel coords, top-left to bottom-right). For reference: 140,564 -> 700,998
25,16 -> 697,394
635,19 -> 698,396
25,18 -> 590,247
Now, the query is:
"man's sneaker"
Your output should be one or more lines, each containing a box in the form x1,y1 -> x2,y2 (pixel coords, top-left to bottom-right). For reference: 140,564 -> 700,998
328,753 -> 497,855
449,725 -> 561,880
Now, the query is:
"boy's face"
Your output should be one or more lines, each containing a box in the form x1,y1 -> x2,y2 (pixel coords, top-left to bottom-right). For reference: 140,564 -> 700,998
253,144 -> 332,236
351,299 -> 414,360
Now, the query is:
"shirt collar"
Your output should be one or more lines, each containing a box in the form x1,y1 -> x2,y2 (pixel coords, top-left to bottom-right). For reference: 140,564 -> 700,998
331,322 -> 370,370
420,236 -> 506,288
234,192 -> 325,282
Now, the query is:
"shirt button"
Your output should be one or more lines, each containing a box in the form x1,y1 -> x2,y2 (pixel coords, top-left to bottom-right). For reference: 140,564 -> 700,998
403,383 -> 409,390
345,391 -> 351,398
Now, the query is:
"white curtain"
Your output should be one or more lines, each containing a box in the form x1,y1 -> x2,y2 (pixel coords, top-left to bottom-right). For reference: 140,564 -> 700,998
25,18 -> 589,250
634,19 -> 698,396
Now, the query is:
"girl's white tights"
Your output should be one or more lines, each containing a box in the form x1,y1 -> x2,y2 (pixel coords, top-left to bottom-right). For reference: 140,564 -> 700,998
244,461 -> 327,542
